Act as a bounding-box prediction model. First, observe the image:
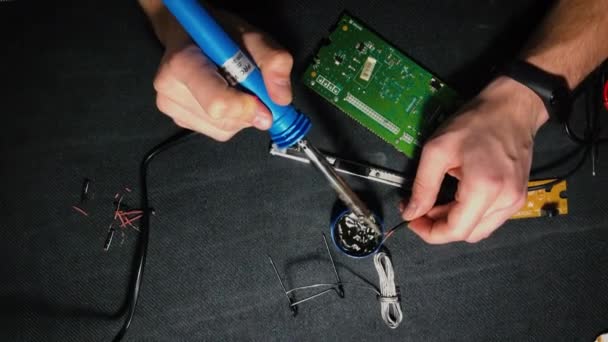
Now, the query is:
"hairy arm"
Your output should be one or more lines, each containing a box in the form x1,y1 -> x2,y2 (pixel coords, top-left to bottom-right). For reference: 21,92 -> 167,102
402,0 -> 608,244
524,0 -> 608,90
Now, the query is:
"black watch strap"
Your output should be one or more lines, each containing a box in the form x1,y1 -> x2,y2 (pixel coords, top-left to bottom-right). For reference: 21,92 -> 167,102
502,60 -> 572,123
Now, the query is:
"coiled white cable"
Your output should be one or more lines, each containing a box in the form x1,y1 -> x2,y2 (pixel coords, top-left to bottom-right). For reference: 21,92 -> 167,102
374,251 -> 403,329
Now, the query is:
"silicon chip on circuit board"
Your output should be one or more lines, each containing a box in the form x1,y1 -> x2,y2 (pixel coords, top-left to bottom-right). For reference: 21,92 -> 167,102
303,13 -> 459,158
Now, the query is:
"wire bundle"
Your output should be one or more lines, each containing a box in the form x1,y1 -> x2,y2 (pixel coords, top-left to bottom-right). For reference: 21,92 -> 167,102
373,252 -> 403,329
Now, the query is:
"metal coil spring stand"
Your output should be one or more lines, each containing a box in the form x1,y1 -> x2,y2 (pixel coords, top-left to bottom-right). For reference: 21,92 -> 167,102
267,231 -> 404,328
268,234 -> 345,316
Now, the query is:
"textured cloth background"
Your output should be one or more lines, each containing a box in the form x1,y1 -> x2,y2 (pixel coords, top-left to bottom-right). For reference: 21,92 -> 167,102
1,1 -> 607,341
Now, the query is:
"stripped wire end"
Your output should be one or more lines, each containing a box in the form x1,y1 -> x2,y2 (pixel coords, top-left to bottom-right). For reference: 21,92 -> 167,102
380,221 -> 409,246
104,225 -> 116,252
72,205 -> 89,216
81,178 -> 91,203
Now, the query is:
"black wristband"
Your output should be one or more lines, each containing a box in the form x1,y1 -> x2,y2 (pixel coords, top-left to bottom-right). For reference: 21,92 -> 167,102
502,60 -> 572,123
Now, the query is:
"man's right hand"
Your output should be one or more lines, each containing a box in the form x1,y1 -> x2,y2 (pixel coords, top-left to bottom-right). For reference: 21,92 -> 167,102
400,76 -> 548,244
150,8 -> 294,141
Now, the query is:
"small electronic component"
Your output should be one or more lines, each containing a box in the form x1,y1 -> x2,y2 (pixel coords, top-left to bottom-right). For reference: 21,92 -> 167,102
303,13 -> 459,158
429,77 -> 443,91
511,179 -> 568,219
334,54 -> 344,65
355,41 -> 365,52
359,56 -> 377,81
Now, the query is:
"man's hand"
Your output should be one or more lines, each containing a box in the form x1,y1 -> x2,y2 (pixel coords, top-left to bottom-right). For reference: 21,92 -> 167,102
140,1 -> 293,141
401,77 -> 547,243
401,0 -> 608,244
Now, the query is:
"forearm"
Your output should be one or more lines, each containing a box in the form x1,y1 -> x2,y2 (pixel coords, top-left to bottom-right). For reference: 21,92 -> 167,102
522,0 -> 608,116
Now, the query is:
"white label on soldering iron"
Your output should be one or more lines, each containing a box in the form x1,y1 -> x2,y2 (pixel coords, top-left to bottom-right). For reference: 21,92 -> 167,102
221,50 -> 255,85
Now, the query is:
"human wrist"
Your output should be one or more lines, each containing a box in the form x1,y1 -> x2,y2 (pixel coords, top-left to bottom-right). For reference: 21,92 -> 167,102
500,56 -> 575,129
481,76 -> 549,133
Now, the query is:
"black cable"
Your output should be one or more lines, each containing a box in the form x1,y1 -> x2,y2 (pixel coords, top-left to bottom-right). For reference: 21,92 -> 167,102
529,144 -> 586,176
526,123 -> 588,192
527,62 -> 608,192
527,145 -> 590,192
113,129 -> 197,342
386,221 -> 408,236
564,116 -> 588,144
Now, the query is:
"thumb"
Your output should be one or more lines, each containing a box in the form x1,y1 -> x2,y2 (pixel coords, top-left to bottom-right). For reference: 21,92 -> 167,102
241,32 -> 293,105
401,142 -> 453,221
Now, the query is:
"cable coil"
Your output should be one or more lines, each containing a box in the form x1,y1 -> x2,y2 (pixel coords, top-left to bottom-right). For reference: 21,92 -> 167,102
373,252 -> 403,329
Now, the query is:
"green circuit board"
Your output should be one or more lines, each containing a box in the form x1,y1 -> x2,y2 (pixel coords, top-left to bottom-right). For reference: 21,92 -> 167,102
303,13 -> 459,158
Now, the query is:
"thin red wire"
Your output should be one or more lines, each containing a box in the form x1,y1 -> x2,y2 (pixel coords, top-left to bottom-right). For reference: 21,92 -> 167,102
115,209 -> 142,230
122,214 -> 142,228
112,192 -> 142,231
117,212 -> 128,227
122,210 -> 143,215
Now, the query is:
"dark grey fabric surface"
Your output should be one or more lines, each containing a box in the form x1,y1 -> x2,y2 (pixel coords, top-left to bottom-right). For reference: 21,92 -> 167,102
1,1 -> 607,341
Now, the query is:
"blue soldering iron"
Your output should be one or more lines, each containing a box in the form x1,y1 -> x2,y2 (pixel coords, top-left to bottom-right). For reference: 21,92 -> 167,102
162,0 -> 309,148
163,0 -> 381,236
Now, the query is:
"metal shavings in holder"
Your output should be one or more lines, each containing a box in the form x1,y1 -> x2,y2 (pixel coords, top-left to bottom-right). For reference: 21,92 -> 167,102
332,210 -> 383,258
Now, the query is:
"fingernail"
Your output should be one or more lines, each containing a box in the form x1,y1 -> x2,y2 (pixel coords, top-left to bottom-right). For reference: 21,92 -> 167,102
403,202 -> 417,219
252,102 -> 271,130
249,97 -> 271,130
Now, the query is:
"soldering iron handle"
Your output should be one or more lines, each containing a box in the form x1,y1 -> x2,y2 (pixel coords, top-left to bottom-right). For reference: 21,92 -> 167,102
162,0 -> 310,147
